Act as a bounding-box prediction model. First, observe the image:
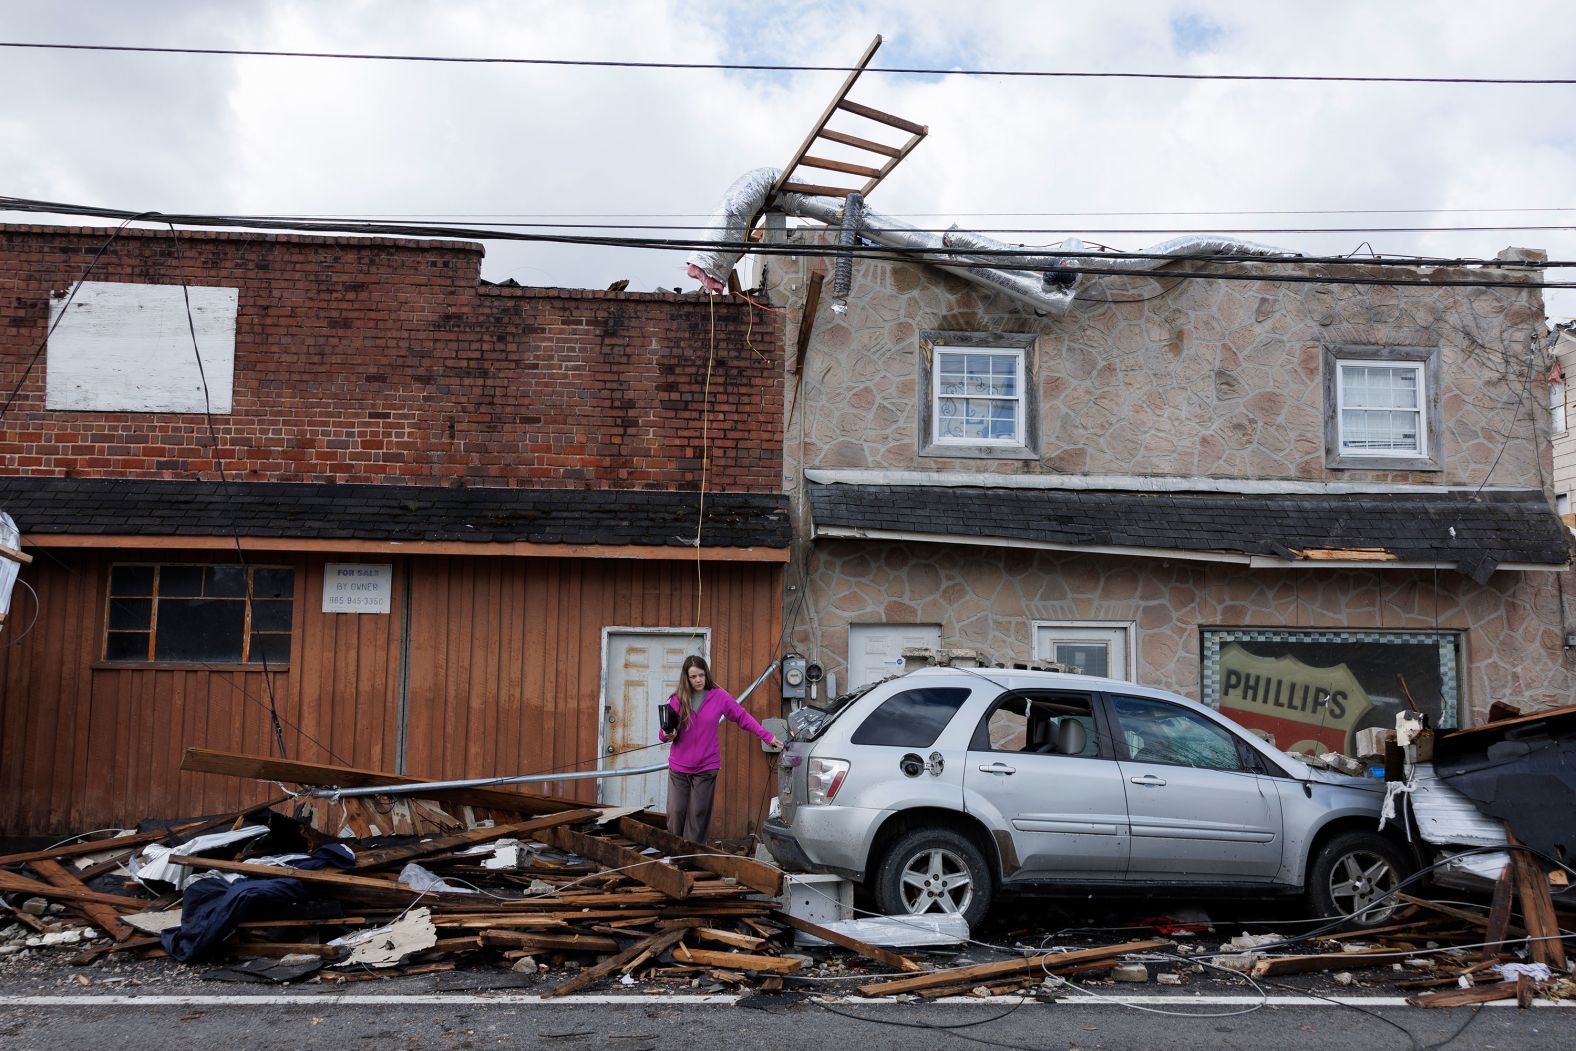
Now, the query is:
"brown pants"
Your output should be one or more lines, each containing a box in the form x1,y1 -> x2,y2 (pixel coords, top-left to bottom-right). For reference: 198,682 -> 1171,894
667,769 -> 718,843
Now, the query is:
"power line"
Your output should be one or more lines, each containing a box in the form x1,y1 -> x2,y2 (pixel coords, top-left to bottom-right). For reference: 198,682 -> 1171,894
2,40 -> 1572,85
5,196 -> 1574,289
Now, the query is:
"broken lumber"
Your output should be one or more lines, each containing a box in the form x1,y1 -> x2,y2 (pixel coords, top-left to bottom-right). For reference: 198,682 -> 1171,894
167,857 -> 427,902
540,926 -> 693,998
27,860 -> 134,942
673,944 -> 804,973
616,816 -> 784,896
538,825 -> 692,900
768,909 -> 922,972
1408,980 -> 1524,1008
857,939 -> 1170,997
351,809 -> 599,871
477,930 -> 619,953
1251,948 -> 1422,977
0,870 -> 150,910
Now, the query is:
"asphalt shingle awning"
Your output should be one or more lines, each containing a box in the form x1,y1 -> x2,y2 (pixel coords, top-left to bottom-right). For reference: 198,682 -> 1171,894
0,477 -> 789,550
809,482 -> 1571,572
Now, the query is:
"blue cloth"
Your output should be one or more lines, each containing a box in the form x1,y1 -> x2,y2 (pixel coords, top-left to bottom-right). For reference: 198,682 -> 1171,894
160,844 -> 354,962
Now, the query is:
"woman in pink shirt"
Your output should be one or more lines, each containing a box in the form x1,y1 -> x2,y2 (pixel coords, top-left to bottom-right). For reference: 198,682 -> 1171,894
657,655 -> 781,843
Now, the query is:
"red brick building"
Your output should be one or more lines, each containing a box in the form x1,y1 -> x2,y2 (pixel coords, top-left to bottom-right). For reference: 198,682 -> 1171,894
0,224 -> 787,837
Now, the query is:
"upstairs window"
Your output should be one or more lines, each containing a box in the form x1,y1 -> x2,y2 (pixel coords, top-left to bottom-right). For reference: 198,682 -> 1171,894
1552,378 -> 1567,435
105,563 -> 293,665
919,333 -> 1037,460
1323,347 -> 1441,470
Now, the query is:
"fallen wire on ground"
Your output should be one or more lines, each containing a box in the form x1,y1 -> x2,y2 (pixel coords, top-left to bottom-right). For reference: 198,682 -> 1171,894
0,746 -> 1571,1006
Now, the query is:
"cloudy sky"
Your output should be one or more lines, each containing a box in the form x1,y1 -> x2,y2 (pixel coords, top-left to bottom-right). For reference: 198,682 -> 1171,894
3,1 -> 1575,317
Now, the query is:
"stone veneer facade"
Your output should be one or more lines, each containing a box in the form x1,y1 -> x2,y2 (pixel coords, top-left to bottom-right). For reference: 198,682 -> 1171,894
766,233 -> 1576,720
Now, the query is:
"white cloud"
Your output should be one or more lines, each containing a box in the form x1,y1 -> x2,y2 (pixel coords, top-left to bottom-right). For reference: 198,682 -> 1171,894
1,0 -> 1573,316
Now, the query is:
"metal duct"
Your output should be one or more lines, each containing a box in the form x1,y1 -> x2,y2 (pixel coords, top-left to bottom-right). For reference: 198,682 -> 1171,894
829,192 -> 863,314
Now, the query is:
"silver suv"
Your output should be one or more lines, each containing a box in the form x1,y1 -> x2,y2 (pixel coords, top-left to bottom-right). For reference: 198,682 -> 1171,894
761,666 -> 1407,928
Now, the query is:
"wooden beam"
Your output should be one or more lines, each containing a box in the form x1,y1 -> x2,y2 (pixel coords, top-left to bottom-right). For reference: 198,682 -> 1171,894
181,748 -> 573,816
1484,862 -> 1516,954
799,155 -> 884,179
24,534 -> 789,563
1408,980 -> 1523,1008
673,945 -> 803,973
537,826 -> 692,900
1251,948 -> 1422,977
615,817 -> 783,896
0,870 -> 150,910
27,860 -> 135,942
817,128 -> 902,158
778,181 -> 857,198
768,909 -> 922,972
836,99 -> 927,135
0,544 -> 33,564
761,35 -> 884,219
0,800 -> 286,867
352,810 -> 598,871
479,930 -> 620,953
1509,835 -> 1567,970
859,126 -> 929,197
540,926 -> 693,998
858,939 -> 1171,997
169,856 -> 427,901
793,272 -> 825,377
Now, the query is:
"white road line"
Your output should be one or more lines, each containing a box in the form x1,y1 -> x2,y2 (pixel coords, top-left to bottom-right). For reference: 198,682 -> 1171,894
1,993 -> 1572,1008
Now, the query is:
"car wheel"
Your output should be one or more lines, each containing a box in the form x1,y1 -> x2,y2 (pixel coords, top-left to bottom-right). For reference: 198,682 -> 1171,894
1305,831 -> 1408,927
874,827 -> 993,929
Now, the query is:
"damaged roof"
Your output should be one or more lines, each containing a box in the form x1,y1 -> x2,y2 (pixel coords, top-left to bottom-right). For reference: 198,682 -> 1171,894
809,482 -> 1571,571
0,477 -> 789,550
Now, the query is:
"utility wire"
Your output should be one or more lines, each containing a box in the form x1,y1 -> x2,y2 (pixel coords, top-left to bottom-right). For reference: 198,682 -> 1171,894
1,41 -> 1571,85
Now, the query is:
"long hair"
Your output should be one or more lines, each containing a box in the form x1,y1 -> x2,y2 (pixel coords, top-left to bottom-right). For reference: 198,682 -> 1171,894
673,654 -> 716,736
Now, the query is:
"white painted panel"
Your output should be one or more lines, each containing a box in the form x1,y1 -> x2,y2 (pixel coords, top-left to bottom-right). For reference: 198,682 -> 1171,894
46,281 -> 238,412
601,631 -> 707,811
1033,623 -> 1133,680
322,564 -> 394,614
847,623 -> 941,690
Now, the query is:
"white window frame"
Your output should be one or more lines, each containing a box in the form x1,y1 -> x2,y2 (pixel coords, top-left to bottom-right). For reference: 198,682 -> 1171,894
1552,379 -> 1567,435
1032,621 -> 1136,681
1335,359 -> 1427,458
918,332 -> 1038,460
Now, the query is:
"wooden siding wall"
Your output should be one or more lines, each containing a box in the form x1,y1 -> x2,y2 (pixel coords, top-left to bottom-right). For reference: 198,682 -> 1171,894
0,549 -> 783,839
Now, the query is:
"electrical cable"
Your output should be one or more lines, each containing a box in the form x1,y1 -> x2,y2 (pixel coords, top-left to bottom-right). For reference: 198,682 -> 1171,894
0,578 -> 40,646
3,41 -> 1573,85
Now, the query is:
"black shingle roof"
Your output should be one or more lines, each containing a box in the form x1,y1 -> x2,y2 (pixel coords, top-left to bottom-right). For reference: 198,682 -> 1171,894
809,482 -> 1570,568
0,477 -> 789,550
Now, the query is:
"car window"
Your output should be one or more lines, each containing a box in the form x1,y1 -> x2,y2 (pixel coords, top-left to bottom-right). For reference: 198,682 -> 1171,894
978,693 -> 1101,758
849,687 -> 971,748
1109,695 -> 1245,772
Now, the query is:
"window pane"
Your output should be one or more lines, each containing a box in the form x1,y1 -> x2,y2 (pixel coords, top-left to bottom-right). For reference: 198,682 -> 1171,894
849,687 -> 970,747
250,599 -> 293,633
154,598 -> 245,662
107,597 -> 152,632
160,566 -> 204,597
252,568 -> 294,600
1111,695 -> 1243,771
109,565 -> 154,597
249,633 -> 292,664
1053,642 -> 1109,677
105,631 -> 150,661
205,566 -> 246,597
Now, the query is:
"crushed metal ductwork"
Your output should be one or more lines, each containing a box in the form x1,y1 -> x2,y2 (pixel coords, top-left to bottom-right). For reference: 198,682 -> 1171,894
685,166 -> 1287,315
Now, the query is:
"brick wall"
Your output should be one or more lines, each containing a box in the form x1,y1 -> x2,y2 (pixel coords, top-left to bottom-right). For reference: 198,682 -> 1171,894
0,225 -> 783,491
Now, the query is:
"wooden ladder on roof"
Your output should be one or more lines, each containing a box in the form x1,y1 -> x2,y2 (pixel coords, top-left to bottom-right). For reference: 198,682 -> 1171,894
766,35 -> 929,204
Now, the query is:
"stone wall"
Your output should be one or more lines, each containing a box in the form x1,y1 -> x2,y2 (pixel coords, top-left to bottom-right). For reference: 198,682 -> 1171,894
800,539 -> 1576,720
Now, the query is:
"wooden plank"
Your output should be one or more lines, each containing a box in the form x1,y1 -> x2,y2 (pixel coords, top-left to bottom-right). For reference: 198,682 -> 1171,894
226,942 -> 343,960
1484,863 -> 1515,955
168,856 -> 428,900
779,181 -> 856,198
0,800 -> 286,867
817,128 -> 902,158
1510,840 -> 1567,969
694,927 -> 766,951
615,817 -> 783,896
673,945 -> 803,973
352,809 -> 598,871
1393,894 -> 1495,930
478,930 -> 619,953
27,533 -> 789,562
0,543 -> 33,564
792,272 -> 825,377
1408,980 -> 1522,1008
836,99 -> 927,135
538,826 -> 692,900
0,870 -> 151,910
27,860 -> 134,942
540,926 -> 691,999
768,909 -> 922,973
180,747 -> 573,816
1251,948 -> 1422,977
858,939 -> 1171,996
858,127 -> 928,197
799,155 -> 883,179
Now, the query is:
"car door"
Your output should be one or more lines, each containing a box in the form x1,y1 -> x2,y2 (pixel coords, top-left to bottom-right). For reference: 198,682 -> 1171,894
1105,693 -> 1285,882
963,690 -> 1131,881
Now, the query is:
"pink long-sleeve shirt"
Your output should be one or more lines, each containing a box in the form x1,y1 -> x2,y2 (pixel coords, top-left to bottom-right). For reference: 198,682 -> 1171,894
660,687 -> 774,774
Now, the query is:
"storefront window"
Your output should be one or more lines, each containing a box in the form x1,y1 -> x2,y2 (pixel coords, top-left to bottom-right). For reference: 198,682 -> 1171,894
1200,629 -> 1462,756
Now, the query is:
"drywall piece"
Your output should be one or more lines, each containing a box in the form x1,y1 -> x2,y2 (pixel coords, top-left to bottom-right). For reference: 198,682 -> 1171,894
46,281 -> 239,412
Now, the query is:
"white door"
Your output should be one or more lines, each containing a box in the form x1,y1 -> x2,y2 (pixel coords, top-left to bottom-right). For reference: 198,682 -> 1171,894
1034,623 -> 1132,680
847,623 -> 942,690
601,630 -> 707,810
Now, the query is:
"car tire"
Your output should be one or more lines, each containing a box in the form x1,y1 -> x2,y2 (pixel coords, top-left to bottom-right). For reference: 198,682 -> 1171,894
873,826 -> 993,929
1305,831 -> 1409,928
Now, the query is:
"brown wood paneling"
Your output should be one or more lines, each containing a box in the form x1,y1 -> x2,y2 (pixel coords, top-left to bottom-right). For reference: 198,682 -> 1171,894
2,549 -> 781,839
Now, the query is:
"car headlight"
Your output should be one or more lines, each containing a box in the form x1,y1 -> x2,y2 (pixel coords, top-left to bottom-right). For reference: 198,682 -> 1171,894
807,757 -> 850,805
